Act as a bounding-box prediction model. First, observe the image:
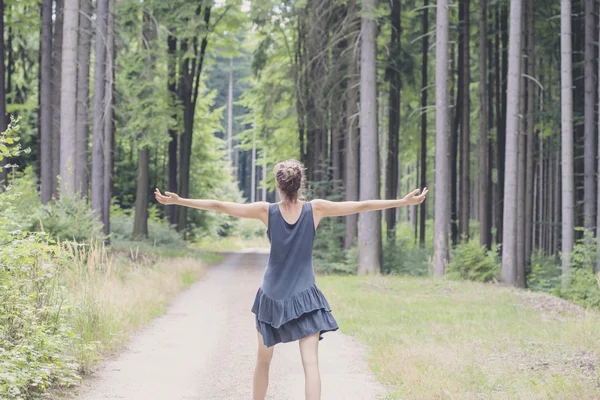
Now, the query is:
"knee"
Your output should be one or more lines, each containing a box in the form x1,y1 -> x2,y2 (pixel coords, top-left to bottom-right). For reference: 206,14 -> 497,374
256,351 -> 273,366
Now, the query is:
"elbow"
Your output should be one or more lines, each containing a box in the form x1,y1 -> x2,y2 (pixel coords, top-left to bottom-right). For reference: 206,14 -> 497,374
211,200 -> 224,213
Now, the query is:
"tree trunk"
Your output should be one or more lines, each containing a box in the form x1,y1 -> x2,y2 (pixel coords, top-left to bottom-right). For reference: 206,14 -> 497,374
227,58 -> 234,164
524,0 -> 535,266
344,54 -> 359,249
597,11 -> 600,272
459,0 -> 471,239
478,0 -> 490,248
583,0 -> 595,231
501,0 -> 523,286
0,0 -> 6,183
40,0 -> 53,203
434,0 -> 450,277
133,9 -> 156,238
167,34 -> 178,225
385,0 -> 401,238
59,0 -> 79,196
133,148 -> 150,238
419,0 -> 429,247
177,5 -> 211,233
103,0 -> 114,236
75,0 -> 91,197
560,0 -> 574,275
358,0 -> 381,275
251,122 -> 256,203
262,148 -> 267,201
51,0 -> 64,198
516,6 -> 526,287
92,0 -> 107,217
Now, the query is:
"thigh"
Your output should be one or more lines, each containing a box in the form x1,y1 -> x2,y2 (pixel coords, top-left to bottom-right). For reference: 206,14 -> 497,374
256,331 -> 274,363
298,332 -> 320,366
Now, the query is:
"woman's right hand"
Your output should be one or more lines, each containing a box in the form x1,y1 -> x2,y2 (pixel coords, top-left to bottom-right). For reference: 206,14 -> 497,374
154,188 -> 181,205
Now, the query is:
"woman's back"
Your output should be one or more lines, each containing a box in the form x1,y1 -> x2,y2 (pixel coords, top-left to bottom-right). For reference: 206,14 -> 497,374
263,202 -> 316,299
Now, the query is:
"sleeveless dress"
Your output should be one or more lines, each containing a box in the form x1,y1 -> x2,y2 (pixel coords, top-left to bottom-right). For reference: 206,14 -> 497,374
251,202 -> 339,347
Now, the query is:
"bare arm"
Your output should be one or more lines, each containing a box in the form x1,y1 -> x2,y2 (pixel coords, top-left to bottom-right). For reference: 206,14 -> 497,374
312,188 -> 428,223
154,189 -> 269,226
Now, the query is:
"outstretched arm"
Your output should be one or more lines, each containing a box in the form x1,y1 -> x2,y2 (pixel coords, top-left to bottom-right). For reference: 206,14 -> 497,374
312,188 -> 428,222
154,189 -> 269,226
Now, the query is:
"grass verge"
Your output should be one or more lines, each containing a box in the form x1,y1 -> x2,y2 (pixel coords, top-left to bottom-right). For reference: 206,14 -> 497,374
318,276 -> 600,400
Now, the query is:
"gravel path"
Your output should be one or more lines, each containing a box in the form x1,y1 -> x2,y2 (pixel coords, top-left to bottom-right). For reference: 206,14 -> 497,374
74,250 -> 388,400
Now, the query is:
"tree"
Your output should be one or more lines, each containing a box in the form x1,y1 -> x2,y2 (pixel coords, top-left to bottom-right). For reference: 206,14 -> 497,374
583,0 -> 595,230
478,0 -> 490,248
560,0 -> 573,275
133,8 -> 157,238
40,0 -> 53,203
103,0 -> 115,235
433,0 -> 451,277
358,0 -> 381,275
419,0 -> 429,247
51,0 -> 64,198
459,0 -> 470,239
344,33 -> 360,249
59,0 -> 79,196
75,0 -> 92,196
385,0 -> 400,238
92,0 -> 108,219
0,0 -> 7,183
501,0 -> 523,285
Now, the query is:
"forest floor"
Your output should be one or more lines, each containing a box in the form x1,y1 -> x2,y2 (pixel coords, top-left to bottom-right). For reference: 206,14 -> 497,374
318,275 -> 600,399
67,250 -> 388,400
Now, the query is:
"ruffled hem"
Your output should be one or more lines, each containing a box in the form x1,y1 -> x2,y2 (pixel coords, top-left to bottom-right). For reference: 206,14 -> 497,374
251,284 -> 332,328
256,309 -> 339,348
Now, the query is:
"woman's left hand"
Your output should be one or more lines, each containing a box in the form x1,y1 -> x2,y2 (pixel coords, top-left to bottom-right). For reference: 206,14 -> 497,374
402,187 -> 428,205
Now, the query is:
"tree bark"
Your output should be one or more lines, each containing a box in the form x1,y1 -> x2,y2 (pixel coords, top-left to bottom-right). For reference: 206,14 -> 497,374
167,34 -> 178,225
516,5 -> 526,287
51,0 -> 64,198
103,0 -> 114,236
344,50 -> 359,249
59,0 -> 79,196
419,0 -> 429,247
560,0 -> 574,276
478,0 -> 490,248
500,0 -> 523,286
251,121 -> 256,203
92,0 -> 107,218
40,0 -> 53,203
75,0 -> 92,197
583,0 -> 595,231
358,0 -> 381,275
385,0 -> 401,238
459,0 -> 471,239
177,4 -> 211,233
227,58 -> 234,164
0,0 -> 7,183
524,0 -> 535,266
434,0 -> 450,277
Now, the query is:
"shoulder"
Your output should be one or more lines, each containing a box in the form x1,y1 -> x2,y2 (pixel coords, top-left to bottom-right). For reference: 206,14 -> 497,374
310,199 -> 331,212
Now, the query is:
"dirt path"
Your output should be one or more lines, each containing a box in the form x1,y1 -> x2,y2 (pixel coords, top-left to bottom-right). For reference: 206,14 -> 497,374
74,250 -> 388,400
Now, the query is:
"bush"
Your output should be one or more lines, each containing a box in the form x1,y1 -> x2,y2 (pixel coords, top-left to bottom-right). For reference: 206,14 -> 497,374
37,195 -> 106,243
557,268 -> 600,309
527,250 -> 562,292
382,239 -> 430,276
0,232 -> 80,399
110,207 -> 185,248
446,239 -> 500,282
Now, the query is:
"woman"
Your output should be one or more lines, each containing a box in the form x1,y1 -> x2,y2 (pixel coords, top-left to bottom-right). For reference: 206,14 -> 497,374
154,159 -> 428,400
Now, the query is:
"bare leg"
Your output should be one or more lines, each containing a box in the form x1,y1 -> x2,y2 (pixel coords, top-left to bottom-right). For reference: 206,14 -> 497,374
299,332 -> 321,400
253,331 -> 274,400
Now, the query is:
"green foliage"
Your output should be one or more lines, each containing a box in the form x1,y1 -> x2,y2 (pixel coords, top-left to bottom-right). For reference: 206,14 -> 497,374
527,250 -> 562,293
110,206 -> 185,248
37,195 -> 105,243
446,239 -> 501,282
382,239 -> 430,276
313,217 -> 357,274
557,268 -> 600,310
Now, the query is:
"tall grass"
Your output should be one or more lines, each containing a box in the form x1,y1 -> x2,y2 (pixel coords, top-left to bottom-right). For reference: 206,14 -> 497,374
58,240 -> 206,373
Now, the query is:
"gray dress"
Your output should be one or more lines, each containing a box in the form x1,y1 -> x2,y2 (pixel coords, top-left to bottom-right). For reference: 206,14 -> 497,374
251,202 -> 339,347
